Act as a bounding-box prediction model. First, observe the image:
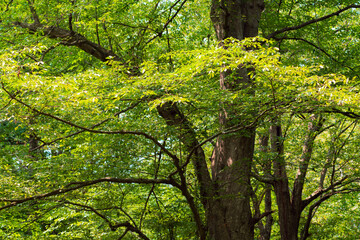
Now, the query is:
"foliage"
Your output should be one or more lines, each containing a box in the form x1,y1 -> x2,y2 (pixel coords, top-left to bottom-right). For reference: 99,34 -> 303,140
1,0 -> 360,239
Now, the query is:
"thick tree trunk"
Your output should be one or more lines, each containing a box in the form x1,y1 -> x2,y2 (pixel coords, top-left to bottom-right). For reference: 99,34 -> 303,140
209,1 -> 264,239
208,133 -> 255,239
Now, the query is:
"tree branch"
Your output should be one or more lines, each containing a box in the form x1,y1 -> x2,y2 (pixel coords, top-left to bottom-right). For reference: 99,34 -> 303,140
252,210 -> 276,225
4,0 -> 14,12
61,200 -> 148,239
274,37 -> 359,77
156,102 -> 208,239
301,188 -> 360,240
292,115 -> 324,208
26,0 -> 40,24
14,21 -> 122,63
173,99 -> 293,176
32,100 -> 142,151
145,0 -> 187,44
251,172 -> 275,184
0,177 -> 177,211
112,221 -> 150,240
325,108 -> 360,119
266,4 -> 360,39
62,200 -> 113,227
302,175 -> 353,208
1,83 -> 179,162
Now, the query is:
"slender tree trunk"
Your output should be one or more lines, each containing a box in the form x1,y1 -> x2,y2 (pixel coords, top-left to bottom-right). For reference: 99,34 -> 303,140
270,124 -> 299,240
208,1 -> 264,239
272,116 -> 323,240
258,135 -> 273,240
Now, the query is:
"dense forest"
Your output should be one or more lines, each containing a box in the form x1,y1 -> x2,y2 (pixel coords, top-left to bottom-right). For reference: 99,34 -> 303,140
1,0 -> 360,239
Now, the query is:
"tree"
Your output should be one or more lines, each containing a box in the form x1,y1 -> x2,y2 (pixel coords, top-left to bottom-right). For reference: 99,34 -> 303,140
1,0 -> 360,239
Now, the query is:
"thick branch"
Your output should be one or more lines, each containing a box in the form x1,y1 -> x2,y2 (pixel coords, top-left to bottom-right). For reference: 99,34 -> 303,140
113,222 -> 150,240
251,172 -> 275,184
175,100 -> 284,176
14,21 -> 121,63
157,102 -> 208,239
252,210 -> 276,225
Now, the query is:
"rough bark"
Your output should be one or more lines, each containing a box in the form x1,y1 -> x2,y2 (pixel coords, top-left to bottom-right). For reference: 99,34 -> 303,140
209,1 -> 264,239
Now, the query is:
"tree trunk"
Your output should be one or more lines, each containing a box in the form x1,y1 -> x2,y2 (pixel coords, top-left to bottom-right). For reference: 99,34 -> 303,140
258,135 -> 273,240
272,116 -> 323,240
270,124 -> 299,240
209,1 -> 264,239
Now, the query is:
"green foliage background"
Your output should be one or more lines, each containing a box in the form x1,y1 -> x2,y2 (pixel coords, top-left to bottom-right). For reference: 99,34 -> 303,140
1,0 -> 360,239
